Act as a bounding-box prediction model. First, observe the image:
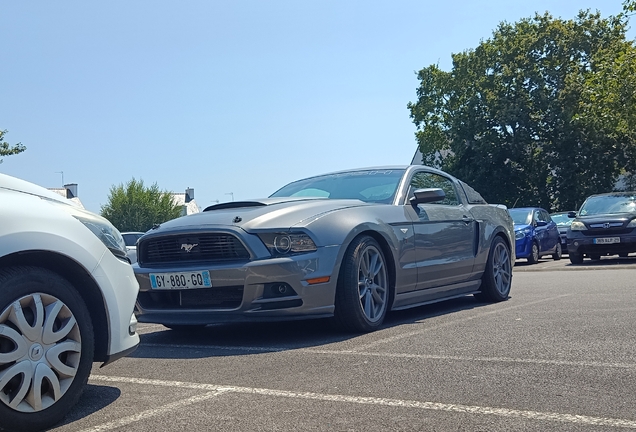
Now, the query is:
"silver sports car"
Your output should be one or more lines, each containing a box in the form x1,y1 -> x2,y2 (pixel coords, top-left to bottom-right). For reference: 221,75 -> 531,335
133,165 -> 514,332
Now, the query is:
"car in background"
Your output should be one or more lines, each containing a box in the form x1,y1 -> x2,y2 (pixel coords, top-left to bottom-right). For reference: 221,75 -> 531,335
122,231 -> 145,263
549,211 -> 575,254
567,192 -> 636,264
0,173 -> 140,432
509,207 -> 561,264
133,165 -> 514,333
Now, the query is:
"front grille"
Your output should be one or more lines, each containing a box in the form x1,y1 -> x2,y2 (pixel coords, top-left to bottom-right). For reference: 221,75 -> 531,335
140,233 -> 250,264
583,228 -> 633,236
137,286 -> 244,310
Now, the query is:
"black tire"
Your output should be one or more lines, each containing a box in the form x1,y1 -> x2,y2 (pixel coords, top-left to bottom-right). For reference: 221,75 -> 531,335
569,252 -> 584,264
0,266 -> 94,432
475,236 -> 512,302
552,243 -> 562,261
589,254 -> 601,261
163,324 -> 207,332
527,242 -> 540,264
334,236 -> 389,333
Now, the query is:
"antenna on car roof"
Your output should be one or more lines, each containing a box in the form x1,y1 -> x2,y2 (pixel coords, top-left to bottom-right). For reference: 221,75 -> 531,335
512,197 -> 520,208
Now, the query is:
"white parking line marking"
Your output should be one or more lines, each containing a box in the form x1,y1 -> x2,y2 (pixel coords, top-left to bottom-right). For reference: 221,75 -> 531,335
353,294 -> 571,351
78,389 -> 229,432
138,343 -> 636,370
89,375 -> 636,429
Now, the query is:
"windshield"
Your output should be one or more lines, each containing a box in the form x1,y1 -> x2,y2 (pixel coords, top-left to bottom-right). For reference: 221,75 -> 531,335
550,213 -> 572,226
270,169 -> 406,204
579,194 -> 636,216
508,209 -> 532,225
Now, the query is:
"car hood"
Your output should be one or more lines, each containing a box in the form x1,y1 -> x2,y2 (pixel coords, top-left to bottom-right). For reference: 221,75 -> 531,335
575,213 -> 636,225
152,197 -> 373,232
513,223 -> 532,231
0,173 -> 70,204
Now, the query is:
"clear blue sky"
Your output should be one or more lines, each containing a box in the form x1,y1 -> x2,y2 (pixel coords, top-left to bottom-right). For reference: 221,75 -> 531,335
0,1 -> 627,214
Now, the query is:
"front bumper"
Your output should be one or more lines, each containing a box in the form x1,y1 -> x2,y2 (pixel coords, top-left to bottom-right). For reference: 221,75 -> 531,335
133,247 -> 341,325
514,236 -> 532,259
567,233 -> 636,256
91,252 -> 141,362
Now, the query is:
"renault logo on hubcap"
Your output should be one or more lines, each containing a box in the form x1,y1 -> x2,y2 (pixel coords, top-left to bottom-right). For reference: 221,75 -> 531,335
29,344 -> 44,361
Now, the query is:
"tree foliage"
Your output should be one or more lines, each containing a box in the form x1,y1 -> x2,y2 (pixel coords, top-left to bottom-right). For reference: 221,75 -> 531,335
0,130 -> 26,163
408,10 -> 636,211
100,178 -> 182,232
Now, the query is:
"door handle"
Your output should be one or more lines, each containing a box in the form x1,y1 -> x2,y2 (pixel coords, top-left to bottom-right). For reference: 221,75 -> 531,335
462,215 -> 473,224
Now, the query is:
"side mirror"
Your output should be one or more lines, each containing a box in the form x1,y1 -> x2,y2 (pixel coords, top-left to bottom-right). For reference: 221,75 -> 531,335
567,211 -> 577,218
409,188 -> 446,206
535,220 -> 547,227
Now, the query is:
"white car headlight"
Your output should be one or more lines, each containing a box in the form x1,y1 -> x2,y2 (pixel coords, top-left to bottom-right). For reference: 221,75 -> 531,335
570,221 -> 586,231
627,219 -> 636,228
46,199 -> 128,260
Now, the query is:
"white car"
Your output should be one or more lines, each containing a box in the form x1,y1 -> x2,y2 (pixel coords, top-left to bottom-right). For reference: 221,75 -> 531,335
0,173 -> 140,432
122,231 -> 145,263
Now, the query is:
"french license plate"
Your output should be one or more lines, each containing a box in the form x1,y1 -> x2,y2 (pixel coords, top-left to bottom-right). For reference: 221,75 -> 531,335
150,271 -> 212,289
593,237 -> 620,244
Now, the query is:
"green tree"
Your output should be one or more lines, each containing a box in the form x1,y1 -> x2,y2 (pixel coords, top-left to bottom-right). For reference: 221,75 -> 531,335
100,178 -> 182,232
408,10 -> 636,211
0,130 -> 26,163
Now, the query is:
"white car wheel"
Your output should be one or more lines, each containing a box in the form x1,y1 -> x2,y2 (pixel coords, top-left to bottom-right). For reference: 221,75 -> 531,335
0,267 -> 94,432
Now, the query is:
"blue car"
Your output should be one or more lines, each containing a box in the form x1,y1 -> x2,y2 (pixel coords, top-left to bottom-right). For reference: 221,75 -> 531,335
509,207 -> 562,263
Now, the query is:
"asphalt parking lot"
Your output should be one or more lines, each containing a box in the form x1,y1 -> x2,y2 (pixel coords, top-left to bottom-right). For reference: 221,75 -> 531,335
52,258 -> 636,432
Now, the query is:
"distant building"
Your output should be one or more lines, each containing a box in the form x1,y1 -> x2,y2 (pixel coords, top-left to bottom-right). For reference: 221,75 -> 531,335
48,183 -> 85,209
171,187 -> 200,216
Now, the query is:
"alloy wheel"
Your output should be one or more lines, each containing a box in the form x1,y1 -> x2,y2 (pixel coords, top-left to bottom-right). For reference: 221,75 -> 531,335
357,245 -> 388,323
491,241 -> 512,295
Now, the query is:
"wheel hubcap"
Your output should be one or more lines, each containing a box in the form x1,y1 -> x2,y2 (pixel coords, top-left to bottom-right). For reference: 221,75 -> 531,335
357,246 -> 388,322
0,293 -> 81,413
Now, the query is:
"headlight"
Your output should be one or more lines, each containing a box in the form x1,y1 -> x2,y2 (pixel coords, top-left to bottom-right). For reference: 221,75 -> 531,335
514,228 -> 530,240
628,219 -> 636,228
570,221 -> 586,231
46,199 -> 128,260
258,232 -> 317,257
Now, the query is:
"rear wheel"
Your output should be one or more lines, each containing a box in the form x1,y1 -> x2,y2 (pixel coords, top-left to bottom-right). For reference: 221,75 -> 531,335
475,237 -> 512,302
0,267 -> 94,432
334,236 -> 389,333
552,243 -> 562,260
527,242 -> 540,264
569,252 -> 584,264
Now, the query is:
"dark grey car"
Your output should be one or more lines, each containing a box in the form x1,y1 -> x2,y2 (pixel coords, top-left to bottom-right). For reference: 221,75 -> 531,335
133,166 -> 515,332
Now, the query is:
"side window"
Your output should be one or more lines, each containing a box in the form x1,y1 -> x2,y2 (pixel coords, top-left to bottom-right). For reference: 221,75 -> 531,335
409,172 -> 459,206
542,210 -> 552,223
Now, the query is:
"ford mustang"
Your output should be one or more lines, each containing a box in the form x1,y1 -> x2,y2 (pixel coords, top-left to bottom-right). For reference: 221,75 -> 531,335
133,165 -> 514,332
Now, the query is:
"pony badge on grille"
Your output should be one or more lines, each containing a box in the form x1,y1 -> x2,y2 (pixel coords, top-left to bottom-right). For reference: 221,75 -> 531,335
181,243 -> 198,253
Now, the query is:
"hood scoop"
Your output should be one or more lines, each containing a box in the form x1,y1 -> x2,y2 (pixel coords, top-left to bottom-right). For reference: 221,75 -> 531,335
204,201 -> 267,212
